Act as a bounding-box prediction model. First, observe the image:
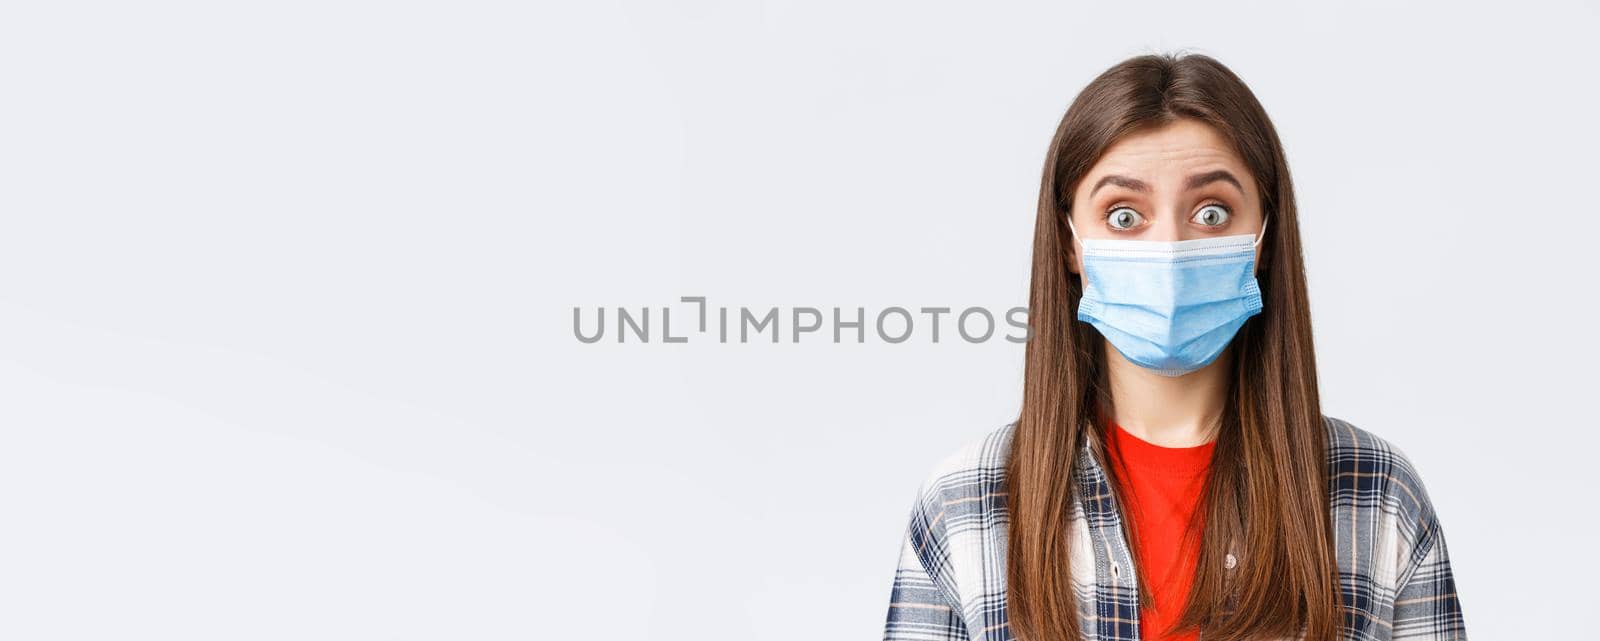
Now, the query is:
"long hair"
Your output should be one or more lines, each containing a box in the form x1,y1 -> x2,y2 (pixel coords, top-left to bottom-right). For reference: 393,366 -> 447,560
1003,52 -> 1339,641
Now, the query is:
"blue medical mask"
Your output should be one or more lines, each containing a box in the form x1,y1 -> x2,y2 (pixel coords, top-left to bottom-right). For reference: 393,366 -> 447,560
1067,216 -> 1269,376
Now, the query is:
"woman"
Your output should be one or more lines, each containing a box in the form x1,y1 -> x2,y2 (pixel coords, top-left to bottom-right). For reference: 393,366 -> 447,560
880,53 -> 1466,641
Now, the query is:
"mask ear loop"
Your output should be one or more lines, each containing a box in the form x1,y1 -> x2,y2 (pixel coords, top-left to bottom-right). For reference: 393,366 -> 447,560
1065,214 -> 1083,248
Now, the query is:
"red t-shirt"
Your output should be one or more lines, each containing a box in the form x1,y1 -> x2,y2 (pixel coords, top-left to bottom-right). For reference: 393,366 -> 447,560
1103,421 -> 1215,641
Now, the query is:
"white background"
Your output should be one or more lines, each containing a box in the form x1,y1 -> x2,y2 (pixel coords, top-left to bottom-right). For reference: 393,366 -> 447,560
2,1 -> 1594,639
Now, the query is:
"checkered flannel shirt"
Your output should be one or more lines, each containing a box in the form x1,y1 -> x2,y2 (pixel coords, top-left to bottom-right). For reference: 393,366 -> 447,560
881,416 -> 1466,641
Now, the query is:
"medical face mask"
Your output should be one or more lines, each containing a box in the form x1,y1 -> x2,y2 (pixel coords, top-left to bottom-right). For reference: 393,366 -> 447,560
1067,215 -> 1268,376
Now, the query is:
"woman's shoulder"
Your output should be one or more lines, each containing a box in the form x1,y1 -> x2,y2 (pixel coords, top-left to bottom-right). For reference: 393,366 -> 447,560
921,421 -> 1014,480
906,422 -> 1015,536
1322,414 -> 1440,518
914,422 -> 1014,497
889,424 -> 1016,634
1321,415 -> 1447,583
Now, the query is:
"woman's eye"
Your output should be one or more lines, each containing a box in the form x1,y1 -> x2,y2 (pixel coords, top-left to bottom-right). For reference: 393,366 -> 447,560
1192,204 -> 1231,227
1107,207 -> 1144,230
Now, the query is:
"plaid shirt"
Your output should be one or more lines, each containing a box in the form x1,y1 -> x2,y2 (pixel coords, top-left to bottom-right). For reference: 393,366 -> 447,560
881,416 -> 1466,641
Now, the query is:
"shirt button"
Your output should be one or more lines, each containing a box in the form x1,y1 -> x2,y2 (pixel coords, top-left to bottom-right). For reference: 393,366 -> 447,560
1225,553 -> 1237,569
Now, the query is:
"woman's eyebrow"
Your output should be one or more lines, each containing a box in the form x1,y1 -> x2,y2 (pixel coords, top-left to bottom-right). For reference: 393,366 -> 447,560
1088,171 -> 1244,198
1089,174 -> 1150,197
1186,169 -> 1244,193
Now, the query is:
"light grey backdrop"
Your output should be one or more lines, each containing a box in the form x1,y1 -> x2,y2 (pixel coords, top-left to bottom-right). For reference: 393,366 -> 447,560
1,1 -> 1593,639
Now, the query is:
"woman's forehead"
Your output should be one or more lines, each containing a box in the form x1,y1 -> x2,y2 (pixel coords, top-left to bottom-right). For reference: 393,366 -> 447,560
1094,120 -> 1245,174
1076,119 -> 1256,200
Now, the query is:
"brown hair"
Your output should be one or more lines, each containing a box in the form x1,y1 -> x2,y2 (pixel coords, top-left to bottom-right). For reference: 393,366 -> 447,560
1003,52 -> 1340,641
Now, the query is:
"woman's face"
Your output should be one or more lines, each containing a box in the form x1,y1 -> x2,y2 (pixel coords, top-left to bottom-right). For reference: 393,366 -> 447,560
1067,118 -> 1266,275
